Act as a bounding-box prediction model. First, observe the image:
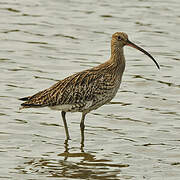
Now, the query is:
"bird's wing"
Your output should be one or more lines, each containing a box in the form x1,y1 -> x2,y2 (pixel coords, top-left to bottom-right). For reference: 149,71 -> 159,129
20,67 -> 116,108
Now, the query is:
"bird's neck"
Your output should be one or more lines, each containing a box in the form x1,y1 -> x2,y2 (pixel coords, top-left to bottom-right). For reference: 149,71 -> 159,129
109,46 -> 126,73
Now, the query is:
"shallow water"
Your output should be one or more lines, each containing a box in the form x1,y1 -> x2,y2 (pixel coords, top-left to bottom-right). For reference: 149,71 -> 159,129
0,0 -> 180,179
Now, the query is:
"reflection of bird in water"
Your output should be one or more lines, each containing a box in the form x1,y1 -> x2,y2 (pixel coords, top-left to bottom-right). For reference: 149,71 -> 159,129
58,140 -> 129,170
19,32 -> 160,146
18,140 -> 129,179
58,139 -> 95,161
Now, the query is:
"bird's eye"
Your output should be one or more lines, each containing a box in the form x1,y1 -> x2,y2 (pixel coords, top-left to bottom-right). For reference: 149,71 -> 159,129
117,36 -> 121,40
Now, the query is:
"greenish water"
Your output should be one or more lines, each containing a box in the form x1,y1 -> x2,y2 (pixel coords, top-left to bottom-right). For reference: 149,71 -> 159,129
0,0 -> 180,179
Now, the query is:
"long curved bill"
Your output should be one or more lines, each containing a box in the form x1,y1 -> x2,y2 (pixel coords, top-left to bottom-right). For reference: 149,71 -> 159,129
126,40 -> 160,69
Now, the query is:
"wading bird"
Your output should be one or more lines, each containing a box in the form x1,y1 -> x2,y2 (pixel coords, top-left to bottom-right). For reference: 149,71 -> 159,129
20,32 -> 160,145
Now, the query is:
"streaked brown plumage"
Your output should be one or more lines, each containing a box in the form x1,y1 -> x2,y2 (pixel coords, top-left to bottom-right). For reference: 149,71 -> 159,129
20,32 -> 159,143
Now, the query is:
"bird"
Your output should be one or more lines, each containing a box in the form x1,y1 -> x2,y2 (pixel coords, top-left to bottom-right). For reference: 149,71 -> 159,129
19,32 -> 160,145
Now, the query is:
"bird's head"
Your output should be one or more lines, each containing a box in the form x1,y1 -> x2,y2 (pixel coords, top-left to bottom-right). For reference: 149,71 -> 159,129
111,32 -> 160,69
112,32 -> 129,48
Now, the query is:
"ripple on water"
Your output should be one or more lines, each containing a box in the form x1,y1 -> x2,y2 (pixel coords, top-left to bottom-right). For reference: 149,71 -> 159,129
1,0 -> 180,179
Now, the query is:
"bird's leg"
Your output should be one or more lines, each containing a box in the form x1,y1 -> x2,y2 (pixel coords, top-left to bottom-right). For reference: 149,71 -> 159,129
80,112 -> 87,148
61,111 -> 70,140
63,139 -> 69,161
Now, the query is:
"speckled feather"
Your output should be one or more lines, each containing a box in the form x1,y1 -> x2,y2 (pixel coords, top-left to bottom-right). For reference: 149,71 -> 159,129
20,58 -> 125,113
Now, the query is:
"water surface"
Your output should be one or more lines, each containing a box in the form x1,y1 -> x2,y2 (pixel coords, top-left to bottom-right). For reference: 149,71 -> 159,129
0,0 -> 180,179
